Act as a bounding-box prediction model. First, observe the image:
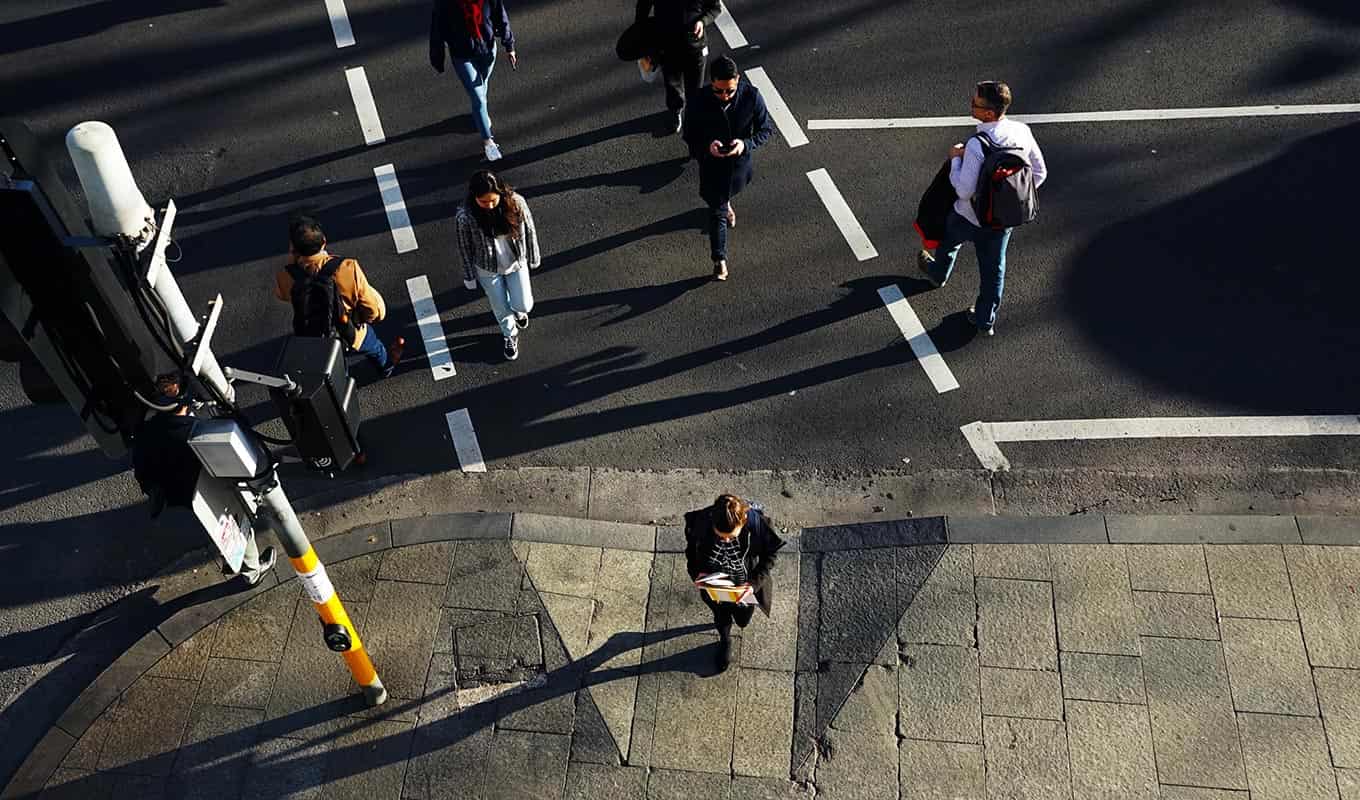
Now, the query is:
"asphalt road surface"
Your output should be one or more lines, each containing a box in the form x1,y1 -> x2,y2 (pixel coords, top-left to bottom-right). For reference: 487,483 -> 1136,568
3,0 -> 1360,782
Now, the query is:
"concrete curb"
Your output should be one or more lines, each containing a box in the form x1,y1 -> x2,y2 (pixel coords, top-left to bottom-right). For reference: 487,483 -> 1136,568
5,509 -> 1359,797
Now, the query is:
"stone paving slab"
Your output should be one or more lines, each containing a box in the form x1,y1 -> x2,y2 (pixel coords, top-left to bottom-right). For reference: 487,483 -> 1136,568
12,516 -> 1360,800
1287,545 -> 1360,668
948,515 -> 1106,544
1065,700 -> 1158,800
1141,636 -> 1247,790
899,739 -> 984,800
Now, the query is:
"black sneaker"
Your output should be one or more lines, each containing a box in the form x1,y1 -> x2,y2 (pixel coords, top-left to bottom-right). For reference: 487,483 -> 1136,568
515,313 -> 529,331
715,637 -> 732,673
917,250 -> 944,288
503,335 -> 520,361
966,307 -> 995,336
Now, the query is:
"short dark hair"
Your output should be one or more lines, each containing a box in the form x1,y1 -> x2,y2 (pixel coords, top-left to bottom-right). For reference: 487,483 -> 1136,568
710,55 -> 738,82
289,216 -> 326,257
154,373 -> 184,406
975,81 -> 1012,115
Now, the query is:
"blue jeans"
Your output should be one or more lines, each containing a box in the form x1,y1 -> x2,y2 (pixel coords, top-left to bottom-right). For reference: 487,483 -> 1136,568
476,268 -> 533,338
353,326 -> 393,376
928,210 -> 1013,330
452,49 -> 496,140
708,200 -> 731,261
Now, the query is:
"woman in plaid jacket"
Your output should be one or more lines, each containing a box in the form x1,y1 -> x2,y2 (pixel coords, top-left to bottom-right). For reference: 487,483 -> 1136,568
455,170 -> 541,361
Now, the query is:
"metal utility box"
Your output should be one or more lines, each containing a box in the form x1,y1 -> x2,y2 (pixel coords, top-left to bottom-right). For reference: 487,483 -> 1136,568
189,418 -> 267,478
271,336 -> 361,473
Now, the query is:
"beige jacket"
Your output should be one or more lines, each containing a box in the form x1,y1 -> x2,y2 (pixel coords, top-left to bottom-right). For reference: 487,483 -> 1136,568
274,252 -> 386,349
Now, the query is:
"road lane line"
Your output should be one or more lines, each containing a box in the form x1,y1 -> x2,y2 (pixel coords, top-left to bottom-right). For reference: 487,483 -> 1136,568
962,415 -> 1360,471
808,103 -> 1360,130
445,409 -> 487,472
324,0 -> 356,48
373,164 -> 418,254
405,275 -> 456,381
878,285 -> 959,394
745,67 -> 808,148
714,4 -> 748,48
806,168 -> 878,261
345,67 -> 386,146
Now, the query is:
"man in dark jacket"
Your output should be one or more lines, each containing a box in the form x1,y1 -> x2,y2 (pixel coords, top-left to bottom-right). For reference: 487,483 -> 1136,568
636,0 -> 721,135
681,55 -> 774,281
430,0 -> 518,162
684,494 -> 785,672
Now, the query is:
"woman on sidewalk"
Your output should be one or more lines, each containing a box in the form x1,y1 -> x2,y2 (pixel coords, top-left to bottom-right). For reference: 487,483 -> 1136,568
429,0 -> 518,162
455,170 -> 540,361
684,494 -> 786,672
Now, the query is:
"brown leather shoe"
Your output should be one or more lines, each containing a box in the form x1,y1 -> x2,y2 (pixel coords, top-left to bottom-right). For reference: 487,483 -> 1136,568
386,337 -> 406,373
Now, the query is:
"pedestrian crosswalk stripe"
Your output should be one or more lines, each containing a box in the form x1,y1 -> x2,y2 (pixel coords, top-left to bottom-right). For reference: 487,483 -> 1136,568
806,168 -> 877,261
714,4 -> 748,48
406,275 -> 456,381
445,409 -> 487,472
878,284 -> 960,394
344,67 -> 386,146
745,67 -> 808,148
373,164 -> 418,254
323,0 -> 356,48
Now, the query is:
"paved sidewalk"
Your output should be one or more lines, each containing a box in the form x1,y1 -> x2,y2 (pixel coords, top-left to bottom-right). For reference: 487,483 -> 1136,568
7,512 -> 1360,799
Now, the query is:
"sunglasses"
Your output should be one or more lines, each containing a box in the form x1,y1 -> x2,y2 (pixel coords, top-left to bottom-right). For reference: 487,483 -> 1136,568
712,86 -> 737,97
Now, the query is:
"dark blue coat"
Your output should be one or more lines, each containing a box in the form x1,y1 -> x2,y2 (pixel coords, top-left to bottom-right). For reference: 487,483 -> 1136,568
430,0 -> 514,67
682,77 -> 775,206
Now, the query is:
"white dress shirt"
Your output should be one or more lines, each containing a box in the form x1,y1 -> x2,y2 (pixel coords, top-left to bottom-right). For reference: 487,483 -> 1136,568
950,117 -> 1048,227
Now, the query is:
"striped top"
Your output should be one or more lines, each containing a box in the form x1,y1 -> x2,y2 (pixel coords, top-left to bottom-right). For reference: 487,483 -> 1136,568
704,535 -> 748,587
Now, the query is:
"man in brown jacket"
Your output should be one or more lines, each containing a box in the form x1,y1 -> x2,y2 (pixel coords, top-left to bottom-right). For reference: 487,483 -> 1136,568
274,217 -> 404,377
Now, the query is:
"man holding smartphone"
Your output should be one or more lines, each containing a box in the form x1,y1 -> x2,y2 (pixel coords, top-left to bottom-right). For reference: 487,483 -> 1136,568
682,55 -> 774,281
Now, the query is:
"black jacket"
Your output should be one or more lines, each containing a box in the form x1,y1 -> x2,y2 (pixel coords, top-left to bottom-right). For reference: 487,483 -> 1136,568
635,0 -> 720,46
684,504 -> 785,616
682,76 -> 775,206
430,0 -> 515,69
131,412 -> 201,508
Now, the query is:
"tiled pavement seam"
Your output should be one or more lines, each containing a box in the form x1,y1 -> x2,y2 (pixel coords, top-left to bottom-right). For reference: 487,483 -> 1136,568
7,512 -> 1360,799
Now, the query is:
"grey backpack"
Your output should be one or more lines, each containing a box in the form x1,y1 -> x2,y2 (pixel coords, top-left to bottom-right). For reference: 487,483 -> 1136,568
971,132 -> 1038,230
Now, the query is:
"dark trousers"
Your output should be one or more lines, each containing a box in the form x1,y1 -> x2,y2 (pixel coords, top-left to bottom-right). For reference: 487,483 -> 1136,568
702,592 -> 755,637
662,43 -> 705,112
707,199 -> 731,261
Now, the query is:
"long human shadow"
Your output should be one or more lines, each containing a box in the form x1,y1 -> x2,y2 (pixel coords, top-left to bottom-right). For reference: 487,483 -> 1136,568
168,114 -> 669,275
0,0 -> 227,56
25,622 -> 715,799
1064,119 -> 1360,413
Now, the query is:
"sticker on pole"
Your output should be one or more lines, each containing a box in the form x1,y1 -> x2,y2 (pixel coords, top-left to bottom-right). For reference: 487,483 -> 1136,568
297,562 -> 335,604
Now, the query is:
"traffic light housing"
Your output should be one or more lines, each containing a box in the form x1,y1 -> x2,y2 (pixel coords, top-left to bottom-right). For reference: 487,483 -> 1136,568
270,336 -> 362,472
0,118 -> 170,456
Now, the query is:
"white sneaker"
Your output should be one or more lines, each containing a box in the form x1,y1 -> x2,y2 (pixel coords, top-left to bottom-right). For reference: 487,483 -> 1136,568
484,141 -> 503,162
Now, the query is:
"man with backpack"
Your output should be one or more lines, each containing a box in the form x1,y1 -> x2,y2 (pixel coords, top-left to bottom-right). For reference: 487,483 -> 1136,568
273,217 -> 405,377
917,81 -> 1047,336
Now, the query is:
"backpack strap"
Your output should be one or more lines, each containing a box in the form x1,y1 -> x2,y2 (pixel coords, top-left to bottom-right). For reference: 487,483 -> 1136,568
972,131 -> 1022,152
317,256 -> 344,279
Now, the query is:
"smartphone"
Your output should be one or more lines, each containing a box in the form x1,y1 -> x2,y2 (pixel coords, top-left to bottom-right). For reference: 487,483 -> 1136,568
717,141 -> 735,154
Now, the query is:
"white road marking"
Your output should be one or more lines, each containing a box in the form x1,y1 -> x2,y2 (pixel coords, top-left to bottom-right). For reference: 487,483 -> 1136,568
714,3 -> 748,48
324,0 -> 356,48
745,67 -> 808,148
345,67 -> 386,146
373,164 -> 418,254
961,415 -> 1360,472
881,285 -> 957,394
806,168 -> 878,261
445,409 -> 487,472
405,275 -> 456,381
808,103 -> 1360,130
877,285 -> 958,394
